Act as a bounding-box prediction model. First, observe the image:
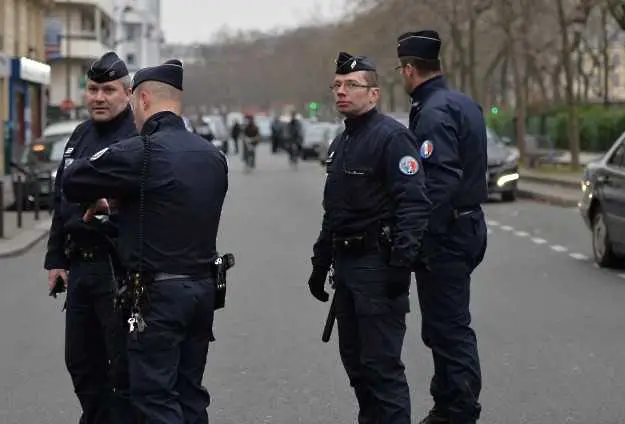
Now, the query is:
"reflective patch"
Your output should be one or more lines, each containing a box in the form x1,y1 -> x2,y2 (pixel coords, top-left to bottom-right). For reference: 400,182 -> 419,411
64,147 -> 74,158
398,155 -> 419,175
63,158 -> 74,169
90,147 -> 109,161
420,140 -> 434,159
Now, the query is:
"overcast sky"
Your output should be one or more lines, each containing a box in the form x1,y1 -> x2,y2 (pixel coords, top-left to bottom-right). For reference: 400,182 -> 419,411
161,0 -> 346,44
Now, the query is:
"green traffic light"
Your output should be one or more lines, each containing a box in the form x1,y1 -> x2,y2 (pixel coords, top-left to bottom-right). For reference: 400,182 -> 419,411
491,107 -> 499,114
308,102 -> 319,111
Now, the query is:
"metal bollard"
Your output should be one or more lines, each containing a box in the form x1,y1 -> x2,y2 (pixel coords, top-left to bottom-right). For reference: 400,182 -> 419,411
34,177 -> 40,221
16,175 -> 23,229
0,179 -> 4,238
48,171 -> 54,215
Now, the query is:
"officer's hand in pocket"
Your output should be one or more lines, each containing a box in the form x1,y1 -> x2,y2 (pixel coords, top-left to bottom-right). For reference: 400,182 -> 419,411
307,267 -> 329,302
386,267 -> 411,299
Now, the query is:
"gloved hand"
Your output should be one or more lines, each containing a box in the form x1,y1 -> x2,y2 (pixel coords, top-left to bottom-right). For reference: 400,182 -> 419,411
307,267 -> 329,302
386,267 -> 411,299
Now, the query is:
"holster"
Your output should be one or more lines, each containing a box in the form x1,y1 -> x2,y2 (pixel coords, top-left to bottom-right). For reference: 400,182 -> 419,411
214,253 -> 235,310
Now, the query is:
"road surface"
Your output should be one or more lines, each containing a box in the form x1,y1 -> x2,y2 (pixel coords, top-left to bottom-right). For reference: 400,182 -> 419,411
1,145 -> 624,423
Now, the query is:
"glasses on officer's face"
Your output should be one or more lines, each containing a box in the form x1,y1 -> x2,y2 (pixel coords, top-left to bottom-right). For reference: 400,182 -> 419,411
329,81 -> 377,92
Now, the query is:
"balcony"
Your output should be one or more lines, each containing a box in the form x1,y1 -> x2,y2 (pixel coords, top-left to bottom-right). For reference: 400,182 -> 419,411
53,32 -> 112,61
53,0 -> 114,19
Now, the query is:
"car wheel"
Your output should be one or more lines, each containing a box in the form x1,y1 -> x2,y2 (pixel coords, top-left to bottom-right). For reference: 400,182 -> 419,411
501,190 -> 516,202
592,208 -> 617,267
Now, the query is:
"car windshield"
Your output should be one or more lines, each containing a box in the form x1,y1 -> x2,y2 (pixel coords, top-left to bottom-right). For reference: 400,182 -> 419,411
486,128 -> 503,146
305,124 -> 328,140
22,133 -> 71,164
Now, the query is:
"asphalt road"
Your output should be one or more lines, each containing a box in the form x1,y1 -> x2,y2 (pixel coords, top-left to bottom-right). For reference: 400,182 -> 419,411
1,145 -> 624,424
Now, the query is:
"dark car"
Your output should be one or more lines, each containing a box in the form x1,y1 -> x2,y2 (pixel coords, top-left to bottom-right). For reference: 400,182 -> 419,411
12,131 -> 70,209
486,128 -> 519,201
579,133 -> 625,267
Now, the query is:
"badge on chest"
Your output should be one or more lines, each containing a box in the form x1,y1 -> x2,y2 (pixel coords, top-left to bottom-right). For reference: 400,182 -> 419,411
63,147 -> 75,169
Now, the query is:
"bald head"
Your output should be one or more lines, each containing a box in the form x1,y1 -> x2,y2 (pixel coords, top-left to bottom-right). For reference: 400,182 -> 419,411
131,81 -> 183,131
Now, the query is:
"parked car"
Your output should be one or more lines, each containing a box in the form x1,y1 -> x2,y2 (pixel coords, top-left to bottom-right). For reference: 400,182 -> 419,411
198,115 -> 230,152
317,122 -> 343,165
486,127 -> 519,201
301,122 -> 335,160
12,120 -> 81,208
579,132 -> 625,267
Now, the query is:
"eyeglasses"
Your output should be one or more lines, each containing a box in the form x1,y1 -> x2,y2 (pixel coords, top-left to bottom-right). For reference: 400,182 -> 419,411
329,81 -> 377,92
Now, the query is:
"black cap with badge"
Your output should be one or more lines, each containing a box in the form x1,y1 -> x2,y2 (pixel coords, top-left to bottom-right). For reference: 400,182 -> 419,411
396,30 -> 442,59
335,51 -> 377,75
131,59 -> 184,92
87,51 -> 129,83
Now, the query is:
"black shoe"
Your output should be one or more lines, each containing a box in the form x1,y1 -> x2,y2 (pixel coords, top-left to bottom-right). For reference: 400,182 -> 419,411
418,407 -> 450,424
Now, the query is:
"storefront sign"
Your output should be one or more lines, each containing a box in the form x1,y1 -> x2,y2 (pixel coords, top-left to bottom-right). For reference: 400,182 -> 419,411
16,57 -> 51,85
0,53 -> 10,78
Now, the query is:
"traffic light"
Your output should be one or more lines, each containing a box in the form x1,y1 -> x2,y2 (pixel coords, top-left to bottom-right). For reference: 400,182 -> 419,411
308,102 -> 319,111
490,106 -> 499,115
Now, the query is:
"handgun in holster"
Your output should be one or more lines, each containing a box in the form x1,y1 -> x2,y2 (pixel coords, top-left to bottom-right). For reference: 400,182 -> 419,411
214,253 -> 235,310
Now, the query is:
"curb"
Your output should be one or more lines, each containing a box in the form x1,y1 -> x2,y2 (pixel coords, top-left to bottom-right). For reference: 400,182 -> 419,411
0,219 -> 51,258
517,188 -> 579,208
520,173 -> 581,190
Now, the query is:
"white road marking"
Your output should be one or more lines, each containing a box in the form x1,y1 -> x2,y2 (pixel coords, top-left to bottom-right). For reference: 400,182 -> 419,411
617,273 -> 625,280
486,228 -> 493,235
500,225 -> 514,231
550,245 -> 568,252
569,253 -> 588,261
514,231 -> 529,237
486,220 -> 499,226
531,237 -> 547,244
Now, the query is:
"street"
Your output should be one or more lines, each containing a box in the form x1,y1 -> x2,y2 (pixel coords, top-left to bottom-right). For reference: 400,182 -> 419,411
1,145 -> 625,424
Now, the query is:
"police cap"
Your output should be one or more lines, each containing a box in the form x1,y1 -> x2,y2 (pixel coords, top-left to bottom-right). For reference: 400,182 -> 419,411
335,51 -> 377,75
397,30 -> 441,60
87,51 -> 129,83
131,59 -> 183,92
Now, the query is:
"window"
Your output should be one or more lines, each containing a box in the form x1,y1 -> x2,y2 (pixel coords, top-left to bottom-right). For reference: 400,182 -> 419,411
81,11 -> 95,32
613,53 -> 621,67
126,54 -> 136,65
608,143 -> 625,168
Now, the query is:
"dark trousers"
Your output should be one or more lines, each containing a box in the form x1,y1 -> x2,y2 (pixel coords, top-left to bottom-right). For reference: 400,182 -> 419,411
127,277 -> 215,424
334,250 -> 411,424
413,212 -> 487,423
65,259 -> 135,424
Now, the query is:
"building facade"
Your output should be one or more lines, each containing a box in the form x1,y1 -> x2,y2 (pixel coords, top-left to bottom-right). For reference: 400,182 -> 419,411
0,0 -> 53,175
115,0 -> 162,73
44,0 -> 116,117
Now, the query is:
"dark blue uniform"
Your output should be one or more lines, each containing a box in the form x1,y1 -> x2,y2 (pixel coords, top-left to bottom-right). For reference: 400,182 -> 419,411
62,111 -> 228,424
44,105 -> 137,424
312,107 -> 431,424
409,75 -> 487,424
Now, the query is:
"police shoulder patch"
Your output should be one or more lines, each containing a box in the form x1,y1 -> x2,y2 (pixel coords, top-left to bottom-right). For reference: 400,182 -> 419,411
90,147 -> 109,161
398,155 -> 419,175
419,140 -> 434,159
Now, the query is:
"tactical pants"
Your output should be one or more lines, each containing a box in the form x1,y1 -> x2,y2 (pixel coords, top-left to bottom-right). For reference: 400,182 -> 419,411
334,250 -> 411,424
414,211 -> 487,424
127,277 -> 215,424
65,259 -> 135,424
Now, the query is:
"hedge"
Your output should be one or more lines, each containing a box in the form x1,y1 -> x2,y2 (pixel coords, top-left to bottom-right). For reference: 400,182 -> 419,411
486,105 -> 625,153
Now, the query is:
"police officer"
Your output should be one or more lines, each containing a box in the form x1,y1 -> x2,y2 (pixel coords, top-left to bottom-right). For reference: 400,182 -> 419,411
308,52 -> 431,424
43,51 -> 137,424
396,31 -> 488,424
61,59 -> 228,424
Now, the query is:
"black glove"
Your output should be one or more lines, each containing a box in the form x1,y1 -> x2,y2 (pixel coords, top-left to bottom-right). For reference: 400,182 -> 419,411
307,267 -> 329,302
386,267 -> 411,299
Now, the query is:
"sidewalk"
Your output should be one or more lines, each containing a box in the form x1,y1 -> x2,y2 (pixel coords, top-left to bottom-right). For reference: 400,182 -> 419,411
0,210 -> 52,258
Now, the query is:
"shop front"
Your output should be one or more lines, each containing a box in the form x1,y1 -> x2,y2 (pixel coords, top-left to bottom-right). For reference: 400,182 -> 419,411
8,57 -> 51,168
0,52 -> 10,175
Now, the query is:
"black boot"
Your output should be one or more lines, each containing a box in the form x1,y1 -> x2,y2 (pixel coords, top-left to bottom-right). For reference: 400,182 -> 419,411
418,407 -> 450,424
